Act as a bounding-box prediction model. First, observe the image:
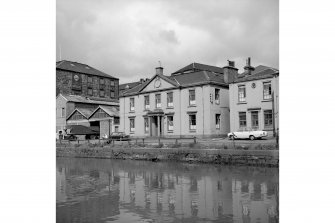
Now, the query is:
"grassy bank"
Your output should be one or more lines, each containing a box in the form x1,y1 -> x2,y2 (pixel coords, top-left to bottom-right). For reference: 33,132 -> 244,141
56,142 -> 279,167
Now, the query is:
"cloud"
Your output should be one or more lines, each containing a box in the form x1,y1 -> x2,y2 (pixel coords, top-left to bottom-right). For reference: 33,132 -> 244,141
57,0 -> 279,83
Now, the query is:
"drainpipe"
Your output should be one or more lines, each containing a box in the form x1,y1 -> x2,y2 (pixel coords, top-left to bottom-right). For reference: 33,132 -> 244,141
272,90 -> 276,137
202,86 -> 204,137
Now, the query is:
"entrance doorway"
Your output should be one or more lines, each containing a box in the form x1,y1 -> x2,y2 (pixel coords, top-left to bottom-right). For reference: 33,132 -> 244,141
150,116 -> 163,137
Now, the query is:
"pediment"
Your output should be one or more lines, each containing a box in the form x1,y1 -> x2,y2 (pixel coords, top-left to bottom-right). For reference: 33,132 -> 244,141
140,75 -> 176,92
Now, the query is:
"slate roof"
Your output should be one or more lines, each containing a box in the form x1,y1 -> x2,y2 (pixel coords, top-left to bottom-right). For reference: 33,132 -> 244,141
120,70 -> 228,97
56,60 -> 118,79
172,62 -> 224,75
119,81 -> 142,91
233,65 -> 279,83
59,94 -> 119,106
89,105 -> 119,119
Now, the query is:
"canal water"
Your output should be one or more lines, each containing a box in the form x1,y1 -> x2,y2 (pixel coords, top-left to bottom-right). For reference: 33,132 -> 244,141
56,158 -> 279,223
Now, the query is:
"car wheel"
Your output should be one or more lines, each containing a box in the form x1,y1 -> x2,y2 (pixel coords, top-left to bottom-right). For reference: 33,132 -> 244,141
229,135 -> 234,140
249,135 -> 255,140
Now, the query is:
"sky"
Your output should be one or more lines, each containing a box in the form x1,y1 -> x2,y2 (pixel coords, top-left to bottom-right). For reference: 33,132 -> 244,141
57,0 -> 279,84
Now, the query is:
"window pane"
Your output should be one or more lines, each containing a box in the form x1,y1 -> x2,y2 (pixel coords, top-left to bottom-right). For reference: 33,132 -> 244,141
251,111 -> 259,129
238,86 -> 246,102
239,112 -> 246,128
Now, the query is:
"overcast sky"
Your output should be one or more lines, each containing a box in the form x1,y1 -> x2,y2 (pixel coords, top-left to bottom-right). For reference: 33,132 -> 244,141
57,0 -> 278,84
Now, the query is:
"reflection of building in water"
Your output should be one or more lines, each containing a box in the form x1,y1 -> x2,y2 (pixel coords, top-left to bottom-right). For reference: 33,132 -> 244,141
56,166 -> 121,223
232,178 -> 278,223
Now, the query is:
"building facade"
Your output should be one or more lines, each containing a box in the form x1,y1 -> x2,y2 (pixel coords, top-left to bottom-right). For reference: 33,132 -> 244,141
56,94 -> 119,137
56,60 -> 120,137
229,58 -> 279,136
119,62 -> 237,138
56,60 -> 119,100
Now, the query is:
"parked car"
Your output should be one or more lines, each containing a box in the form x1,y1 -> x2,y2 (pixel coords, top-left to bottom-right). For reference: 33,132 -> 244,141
228,128 -> 268,140
106,132 -> 130,143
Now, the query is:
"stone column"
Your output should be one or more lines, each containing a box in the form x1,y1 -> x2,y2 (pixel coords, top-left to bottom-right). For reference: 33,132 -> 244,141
157,116 -> 160,137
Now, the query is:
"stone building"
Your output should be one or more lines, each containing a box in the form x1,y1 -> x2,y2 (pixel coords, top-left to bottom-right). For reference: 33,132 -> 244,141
119,62 -> 237,138
229,58 -> 279,136
56,60 -> 119,100
56,60 -> 120,138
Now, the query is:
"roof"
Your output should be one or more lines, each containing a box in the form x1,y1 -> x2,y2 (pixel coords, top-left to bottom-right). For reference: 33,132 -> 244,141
120,70 -> 228,97
88,105 -> 119,119
67,107 -> 96,120
172,62 -> 224,75
58,94 -> 119,106
56,60 -> 118,79
119,81 -> 142,91
233,65 -> 279,83
66,125 -> 99,135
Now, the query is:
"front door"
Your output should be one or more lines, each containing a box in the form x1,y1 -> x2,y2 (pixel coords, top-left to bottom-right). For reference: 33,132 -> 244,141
150,116 -> 163,137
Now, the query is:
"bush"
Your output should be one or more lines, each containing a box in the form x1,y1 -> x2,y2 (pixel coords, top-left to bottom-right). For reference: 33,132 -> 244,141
223,145 -> 228,150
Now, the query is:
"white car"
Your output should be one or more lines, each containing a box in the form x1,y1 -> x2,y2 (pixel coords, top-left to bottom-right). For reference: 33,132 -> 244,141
228,128 -> 268,140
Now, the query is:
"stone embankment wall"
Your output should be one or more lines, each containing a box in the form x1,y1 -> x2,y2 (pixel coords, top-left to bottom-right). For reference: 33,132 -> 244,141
56,144 -> 279,167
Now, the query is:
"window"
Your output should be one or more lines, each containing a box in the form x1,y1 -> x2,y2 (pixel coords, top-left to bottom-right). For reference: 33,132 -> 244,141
189,90 -> 196,105
189,114 -> 196,130
87,76 -> 93,83
144,95 -> 150,110
167,92 -> 173,107
251,111 -> 259,129
264,110 -> 273,128
129,118 -> 135,132
110,90 -> 115,98
144,117 -> 149,133
115,126 -> 119,132
110,80 -> 115,86
239,112 -> 247,128
238,85 -> 246,102
61,108 -> 65,118
99,78 -> 104,85
167,116 -> 174,131
130,98 -> 135,111
263,82 -> 272,100
215,114 -> 220,129
114,117 -> 120,125
155,94 -> 161,108
88,87 -> 93,96
100,89 -> 105,97
215,89 -> 220,104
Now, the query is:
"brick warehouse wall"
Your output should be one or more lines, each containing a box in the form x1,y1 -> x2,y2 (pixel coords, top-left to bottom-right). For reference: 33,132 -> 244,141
56,69 -> 119,100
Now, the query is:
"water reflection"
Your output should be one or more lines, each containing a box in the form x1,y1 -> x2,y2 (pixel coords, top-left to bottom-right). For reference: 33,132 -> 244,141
57,158 -> 279,223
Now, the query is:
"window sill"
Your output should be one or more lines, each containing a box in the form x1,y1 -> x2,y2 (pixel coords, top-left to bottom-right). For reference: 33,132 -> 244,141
130,132 -> 135,134
188,105 -> 197,108
189,130 -> 196,133
263,127 -> 274,131
262,100 -> 272,102
166,106 -> 174,109
167,130 -> 174,133
237,102 -> 247,105
129,110 -> 135,113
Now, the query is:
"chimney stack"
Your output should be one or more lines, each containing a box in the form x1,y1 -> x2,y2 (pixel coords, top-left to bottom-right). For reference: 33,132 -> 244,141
223,60 -> 238,83
243,57 -> 255,75
155,66 -> 163,76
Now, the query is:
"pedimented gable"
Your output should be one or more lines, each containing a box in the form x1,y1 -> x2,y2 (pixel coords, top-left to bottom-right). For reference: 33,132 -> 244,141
141,76 -> 176,92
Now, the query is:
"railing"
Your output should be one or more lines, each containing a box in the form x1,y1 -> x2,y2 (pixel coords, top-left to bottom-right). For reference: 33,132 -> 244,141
57,136 -> 197,146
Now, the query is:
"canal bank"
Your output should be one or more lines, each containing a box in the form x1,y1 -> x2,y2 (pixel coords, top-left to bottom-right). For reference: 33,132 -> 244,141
56,143 -> 279,167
